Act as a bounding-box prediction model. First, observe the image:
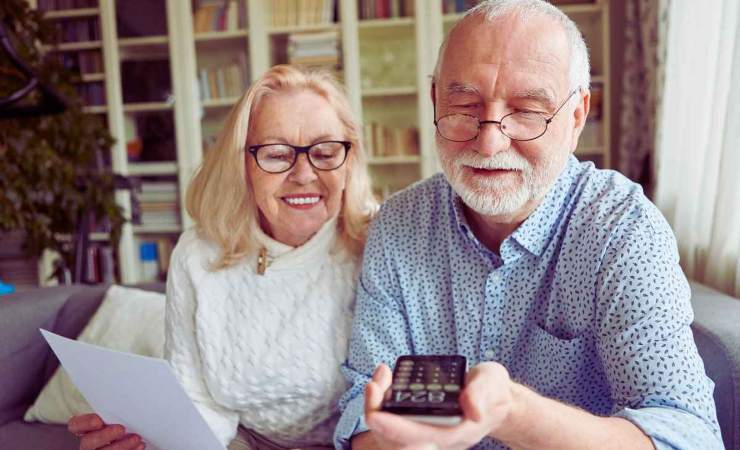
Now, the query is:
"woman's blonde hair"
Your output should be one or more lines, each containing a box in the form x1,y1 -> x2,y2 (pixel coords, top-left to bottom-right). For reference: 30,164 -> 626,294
186,64 -> 376,269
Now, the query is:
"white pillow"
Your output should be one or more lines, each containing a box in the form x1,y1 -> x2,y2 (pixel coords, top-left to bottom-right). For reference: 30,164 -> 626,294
24,285 -> 166,424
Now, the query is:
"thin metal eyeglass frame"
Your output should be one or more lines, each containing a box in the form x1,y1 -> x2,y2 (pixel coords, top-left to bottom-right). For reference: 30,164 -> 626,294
433,86 -> 582,142
247,140 -> 352,174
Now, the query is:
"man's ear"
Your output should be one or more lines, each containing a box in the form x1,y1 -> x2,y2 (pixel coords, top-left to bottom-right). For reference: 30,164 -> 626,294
569,88 -> 591,152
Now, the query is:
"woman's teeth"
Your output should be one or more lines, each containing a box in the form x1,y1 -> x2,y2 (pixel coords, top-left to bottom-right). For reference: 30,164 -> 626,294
284,196 -> 320,205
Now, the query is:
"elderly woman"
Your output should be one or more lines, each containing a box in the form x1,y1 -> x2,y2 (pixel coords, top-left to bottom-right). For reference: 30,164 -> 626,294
67,64 -> 376,450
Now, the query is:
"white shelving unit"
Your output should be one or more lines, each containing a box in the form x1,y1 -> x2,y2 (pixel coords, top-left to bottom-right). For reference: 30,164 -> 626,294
38,0 -> 612,284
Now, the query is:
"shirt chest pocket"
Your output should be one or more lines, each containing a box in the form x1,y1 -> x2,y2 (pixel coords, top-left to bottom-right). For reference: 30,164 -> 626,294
514,324 -> 592,398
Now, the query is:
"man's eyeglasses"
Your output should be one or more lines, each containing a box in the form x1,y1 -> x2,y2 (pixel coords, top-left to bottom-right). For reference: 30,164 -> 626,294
247,140 -> 351,174
434,87 -> 581,142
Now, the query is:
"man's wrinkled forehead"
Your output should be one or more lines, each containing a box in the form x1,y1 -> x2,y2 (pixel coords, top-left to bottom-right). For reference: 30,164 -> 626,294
439,13 -> 570,89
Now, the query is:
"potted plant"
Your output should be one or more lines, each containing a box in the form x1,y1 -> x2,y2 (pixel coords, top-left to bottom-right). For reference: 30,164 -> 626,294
0,1 -> 124,283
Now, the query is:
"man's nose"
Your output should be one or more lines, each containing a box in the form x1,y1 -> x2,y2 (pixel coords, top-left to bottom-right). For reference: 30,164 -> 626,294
474,120 -> 511,157
288,153 -> 318,184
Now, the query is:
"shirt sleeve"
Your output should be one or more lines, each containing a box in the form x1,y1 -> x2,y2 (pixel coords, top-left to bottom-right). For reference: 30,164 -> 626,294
165,242 -> 239,448
333,209 -> 414,450
594,203 -> 723,450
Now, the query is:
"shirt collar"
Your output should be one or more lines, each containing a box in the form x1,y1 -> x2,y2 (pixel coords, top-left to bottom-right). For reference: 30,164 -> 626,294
508,155 -> 580,257
448,155 -> 581,260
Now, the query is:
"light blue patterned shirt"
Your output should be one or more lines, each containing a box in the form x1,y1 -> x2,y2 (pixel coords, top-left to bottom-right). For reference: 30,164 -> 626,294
334,156 -> 722,450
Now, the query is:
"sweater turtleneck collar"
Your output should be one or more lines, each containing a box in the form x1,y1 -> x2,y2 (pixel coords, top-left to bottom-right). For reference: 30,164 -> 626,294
251,216 -> 339,272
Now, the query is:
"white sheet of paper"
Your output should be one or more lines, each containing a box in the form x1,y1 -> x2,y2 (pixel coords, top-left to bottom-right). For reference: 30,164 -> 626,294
40,329 -> 225,450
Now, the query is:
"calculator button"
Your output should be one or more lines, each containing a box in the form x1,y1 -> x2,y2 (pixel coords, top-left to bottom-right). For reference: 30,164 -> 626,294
443,384 -> 460,392
392,383 -> 408,390
399,360 -> 414,367
409,383 -> 425,391
427,383 -> 442,391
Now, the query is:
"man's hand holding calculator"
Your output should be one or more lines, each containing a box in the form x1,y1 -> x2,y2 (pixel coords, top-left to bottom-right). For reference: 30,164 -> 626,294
356,355 -> 523,450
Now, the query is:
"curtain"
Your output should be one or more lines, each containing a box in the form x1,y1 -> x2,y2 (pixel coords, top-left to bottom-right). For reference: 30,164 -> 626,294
654,0 -> 740,298
617,0 -> 669,190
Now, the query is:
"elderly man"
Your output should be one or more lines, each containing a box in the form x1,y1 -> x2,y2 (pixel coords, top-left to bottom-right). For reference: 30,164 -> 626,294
333,1 -> 722,449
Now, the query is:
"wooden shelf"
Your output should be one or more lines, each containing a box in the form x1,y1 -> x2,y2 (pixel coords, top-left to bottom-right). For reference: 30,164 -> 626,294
363,86 -> 417,97
202,97 -> 240,108
56,231 -> 111,242
123,102 -> 174,113
119,36 -> 169,47
128,162 -> 178,176
358,17 -> 415,29
80,73 -> 105,82
195,29 -> 249,42
45,40 -> 102,52
82,105 -> 107,114
133,224 -> 183,234
43,8 -> 100,19
267,23 -> 340,35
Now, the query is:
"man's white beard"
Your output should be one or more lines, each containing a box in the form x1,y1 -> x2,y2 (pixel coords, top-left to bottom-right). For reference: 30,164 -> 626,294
439,149 -> 558,216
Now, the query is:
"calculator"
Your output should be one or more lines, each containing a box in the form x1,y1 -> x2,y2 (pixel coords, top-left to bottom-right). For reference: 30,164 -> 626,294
381,355 -> 466,425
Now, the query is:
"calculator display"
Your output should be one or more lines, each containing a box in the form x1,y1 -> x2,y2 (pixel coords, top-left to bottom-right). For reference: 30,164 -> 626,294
382,355 -> 466,417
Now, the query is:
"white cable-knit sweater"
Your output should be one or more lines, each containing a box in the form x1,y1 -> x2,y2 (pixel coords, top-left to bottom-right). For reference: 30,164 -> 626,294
164,219 -> 358,447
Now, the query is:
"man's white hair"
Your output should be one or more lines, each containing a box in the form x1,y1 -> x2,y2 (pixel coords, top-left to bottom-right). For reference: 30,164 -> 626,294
433,0 -> 591,91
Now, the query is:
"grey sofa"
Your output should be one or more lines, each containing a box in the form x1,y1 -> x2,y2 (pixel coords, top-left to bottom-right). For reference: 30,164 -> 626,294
1,282 -> 738,450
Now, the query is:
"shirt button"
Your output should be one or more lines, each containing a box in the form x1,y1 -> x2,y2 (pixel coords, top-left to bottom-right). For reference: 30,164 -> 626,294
483,349 -> 495,360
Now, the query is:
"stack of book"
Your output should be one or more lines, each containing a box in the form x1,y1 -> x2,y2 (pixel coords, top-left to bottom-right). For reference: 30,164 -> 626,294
55,51 -> 103,75
358,0 -> 415,20
77,82 -> 105,105
55,17 -> 100,43
82,243 -> 116,284
198,56 -> 248,101
363,123 -> 419,158
441,0 -> 482,14
271,0 -> 335,27
0,232 -> 38,290
287,31 -> 341,75
137,238 -> 175,281
154,238 -> 175,276
589,82 -> 604,120
134,181 -> 180,229
192,0 -> 241,33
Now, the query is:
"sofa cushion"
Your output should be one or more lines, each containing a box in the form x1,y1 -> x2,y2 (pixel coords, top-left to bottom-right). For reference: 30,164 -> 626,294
24,285 -> 166,424
689,281 -> 740,450
0,285 -> 105,427
0,420 -> 78,450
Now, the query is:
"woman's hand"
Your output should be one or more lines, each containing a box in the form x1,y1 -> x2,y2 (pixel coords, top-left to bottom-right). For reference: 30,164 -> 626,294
67,413 -> 145,450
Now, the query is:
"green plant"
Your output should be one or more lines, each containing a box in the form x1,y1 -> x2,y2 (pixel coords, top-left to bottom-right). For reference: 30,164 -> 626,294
0,1 -> 123,275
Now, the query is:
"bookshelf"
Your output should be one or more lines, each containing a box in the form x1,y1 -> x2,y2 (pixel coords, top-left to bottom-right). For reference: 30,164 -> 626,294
35,0 -> 613,284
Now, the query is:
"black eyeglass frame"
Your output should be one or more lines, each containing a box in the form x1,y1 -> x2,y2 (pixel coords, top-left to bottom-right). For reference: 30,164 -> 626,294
433,86 -> 582,142
247,140 -> 352,174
